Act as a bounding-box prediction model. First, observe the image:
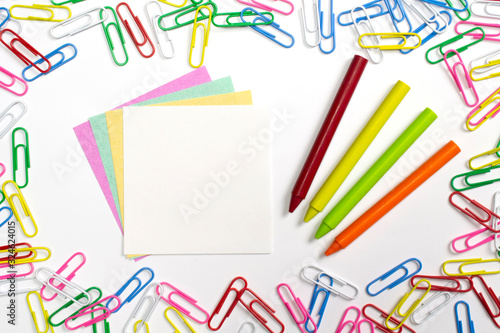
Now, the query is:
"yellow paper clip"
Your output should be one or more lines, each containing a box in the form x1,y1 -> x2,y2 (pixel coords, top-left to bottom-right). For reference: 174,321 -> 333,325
134,320 -> 150,333
466,87 -> 500,131
470,59 -> 500,81
2,180 -> 37,237
10,4 -> 71,22
165,307 -> 197,333
158,0 -> 189,8
189,6 -> 211,68
27,291 -> 54,333
0,247 -> 51,265
385,279 -> 431,330
358,33 -> 421,50
443,258 -> 500,276
469,147 -> 500,170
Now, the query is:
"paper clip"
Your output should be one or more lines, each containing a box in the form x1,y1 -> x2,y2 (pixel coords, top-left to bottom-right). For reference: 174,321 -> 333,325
410,275 -> 472,292
238,321 -> 255,333
0,29 -> 51,73
362,304 -> 416,333
92,314 -> 110,333
27,291 -> 54,333
366,258 -> 422,296
466,86 -> 500,131
0,16 -> 22,35
336,306 -> 361,332
425,27 -> 485,64
299,0 -> 320,47
0,66 -> 28,96
456,21 -> 500,42
357,319 -> 375,333
443,258 -> 500,276
448,0 -> 471,20
9,4 -> 71,22
470,0 -> 500,19
451,166 -> 500,191
471,275 -> 500,319
51,0 -> 86,5
145,1 -> 174,59
351,7 -> 383,64
493,191 -> 500,254
470,59 -> 500,81
302,265 -> 359,299
471,49 -> 500,75
0,163 -> 4,178
384,0 -> 412,33
0,262 -> 33,280
50,7 -> 108,39
399,11 -> 452,54
452,227 -> 496,253
108,267 -> 154,313
241,8 -> 295,48
156,282 -> 209,324
48,287 -> 102,327
0,247 -> 50,265
208,277 -> 247,330
450,192 -> 500,232
402,0 -> 448,34
158,0 -> 189,8
211,11 -> 274,27
0,206 -> 12,229
100,6 -> 128,66
0,242 -> 34,261
158,1 -> 217,31
239,287 -> 285,333
65,295 -> 120,330
189,5 -> 211,68
305,275 -> 332,332
0,276 -> 42,296
0,7 -> 10,30
2,180 -> 37,237
277,283 -> 317,333
12,127 -> 29,189
124,283 -> 164,333
444,50 -> 478,107
318,0 -> 335,54
22,43 -> 77,82
116,3 -> 155,58
455,301 -> 475,333
0,102 -> 27,140
36,268 -> 90,306
410,283 -> 459,325
237,0 -> 294,15
338,0 -> 393,26
40,252 -> 86,301
386,279 -> 431,330
165,307 -> 197,332
359,32 -> 421,50
469,147 -> 500,170
420,0 -> 468,11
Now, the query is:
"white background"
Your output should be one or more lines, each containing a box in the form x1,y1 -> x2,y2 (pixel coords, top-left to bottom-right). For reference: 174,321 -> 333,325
0,0 -> 500,332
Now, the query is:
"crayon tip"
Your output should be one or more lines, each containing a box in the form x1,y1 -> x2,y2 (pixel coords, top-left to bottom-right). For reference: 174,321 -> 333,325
325,240 -> 342,256
304,206 -> 319,222
315,222 -> 332,239
289,195 -> 302,213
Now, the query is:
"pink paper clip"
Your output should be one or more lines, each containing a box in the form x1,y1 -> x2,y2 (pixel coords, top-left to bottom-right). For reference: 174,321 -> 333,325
450,191 -> 500,232
357,319 -> 375,333
467,86 -> 500,131
451,227 -> 496,253
455,21 -> 500,41
277,283 -> 316,333
443,50 -> 478,107
335,306 -> 361,333
0,262 -> 33,280
0,66 -> 28,96
40,252 -> 86,301
237,0 -> 294,15
208,277 -> 247,331
156,282 -> 209,324
471,275 -> 500,320
64,295 -> 121,330
0,163 -> 5,178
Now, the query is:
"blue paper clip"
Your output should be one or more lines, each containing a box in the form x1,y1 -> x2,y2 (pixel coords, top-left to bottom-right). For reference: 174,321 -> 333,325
384,0 -> 412,32
337,0 -> 395,26
366,258 -> 422,296
455,301 -> 475,333
0,7 -> 10,29
0,206 -> 13,229
241,8 -> 294,48
305,274 -> 332,332
22,44 -> 77,82
318,0 -> 335,54
420,0 -> 468,12
400,11 -> 452,54
107,267 -> 154,313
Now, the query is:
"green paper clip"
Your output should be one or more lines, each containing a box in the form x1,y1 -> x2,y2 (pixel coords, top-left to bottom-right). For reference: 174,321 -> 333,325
446,0 -> 471,21
426,27 -> 485,64
100,6 -> 128,66
49,287 -> 102,327
158,1 -> 218,31
51,0 -> 86,5
451,165 -> 500,191
92,312 -> 110,333
12,127 -> 30,189
212,11 -> 274,27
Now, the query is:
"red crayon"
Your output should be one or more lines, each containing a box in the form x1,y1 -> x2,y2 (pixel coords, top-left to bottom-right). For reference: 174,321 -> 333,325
289,55 -> 368,213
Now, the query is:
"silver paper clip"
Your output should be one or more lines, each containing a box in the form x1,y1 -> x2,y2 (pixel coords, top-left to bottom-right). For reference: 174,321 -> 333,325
0,277 -> 42,296
471,0 -> 500,19
410,282 -> 459,324
302,265 -> 359,299
124,283 -> 164,333
50,7 -> 108,39
351,6 -> 383,64
471,49 -> 500,75
402,0 -> 447,34
0,101 -> 27,140
0,17 -> 22,34
299,0 -> 321,47
35,267 -> 90,306
238,321 -> 256,333
145,1 -> 175,58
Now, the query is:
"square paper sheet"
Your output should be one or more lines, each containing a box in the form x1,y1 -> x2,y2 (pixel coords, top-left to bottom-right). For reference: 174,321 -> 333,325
123,105 -> 273,254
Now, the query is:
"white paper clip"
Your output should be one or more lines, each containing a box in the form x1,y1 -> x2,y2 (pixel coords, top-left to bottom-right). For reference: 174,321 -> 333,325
302,265 -> 359,299
145,1 -> 175,58
350,6 -> 383,64
35,268 -> 90,306
470,49 -> 500,75
0,101 -> 27,140
402,0 -> 447,34
50,7 -> 108,39
299,0 -> 321,47
0,277 -> 42,296
238,321 -> 256,333
471,0 -> 500,18
0,18 -> 23,34
410,282 -> 459,325
124,283 -> 164,333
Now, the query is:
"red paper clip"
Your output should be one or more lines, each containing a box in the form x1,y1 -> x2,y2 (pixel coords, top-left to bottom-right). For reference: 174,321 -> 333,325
208,277 -> 247,331
362,304 -> 415,333
449,191 -> 500,232
0,29 -> 51,74
410,275 -> 472,292
471,275 -> 500,321
239,288 -> 285,333
0,242 -> 33,261
116,3 -> 155,58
